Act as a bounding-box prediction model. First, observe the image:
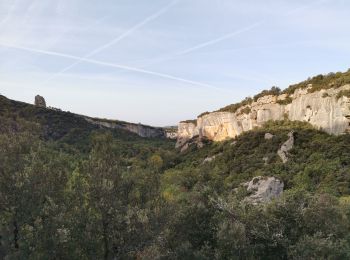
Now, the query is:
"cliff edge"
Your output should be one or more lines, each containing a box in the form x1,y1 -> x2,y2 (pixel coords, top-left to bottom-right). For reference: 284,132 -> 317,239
177,81 -> 350,148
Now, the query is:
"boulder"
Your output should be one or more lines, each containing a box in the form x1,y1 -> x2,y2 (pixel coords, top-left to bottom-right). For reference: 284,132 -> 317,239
202,153 -> 222,164
264,133 -> 274,140
277,131 -> 294,163
244,176 -> 284,204
34,95 -> 46,108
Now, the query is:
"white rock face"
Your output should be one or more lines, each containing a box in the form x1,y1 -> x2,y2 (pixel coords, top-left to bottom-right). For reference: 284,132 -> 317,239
176,85 -> 350,146
277,131 -> 294,163
288,86 -> 350,134
165,131 -> 178,139
85,118 -> 166,138
197,112 -> 242,141
176,122 -> 199,148
245,176 -> 284,204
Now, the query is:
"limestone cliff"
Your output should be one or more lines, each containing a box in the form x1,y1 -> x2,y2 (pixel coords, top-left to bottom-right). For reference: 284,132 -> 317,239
176,121 -> 199,148
176,85 -> 350,147
85,117 -> 166,138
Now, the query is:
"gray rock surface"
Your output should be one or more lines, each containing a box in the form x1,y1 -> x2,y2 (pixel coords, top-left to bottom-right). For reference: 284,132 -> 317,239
34,95 -> 46,107
244,176 -> 284,204
85,118 -> 166,138
202,153 -> 222,164
264,133 -> 274,140
277,131 -> 294,163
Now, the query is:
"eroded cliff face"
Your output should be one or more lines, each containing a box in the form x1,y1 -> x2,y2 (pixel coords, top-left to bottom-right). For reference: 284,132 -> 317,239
176,121 -> 199,148
85,118 -> 166,138
176,85 -> 350,147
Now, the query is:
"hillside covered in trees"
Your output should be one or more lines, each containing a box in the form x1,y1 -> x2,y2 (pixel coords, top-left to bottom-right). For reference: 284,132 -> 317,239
1,95 -> 350,259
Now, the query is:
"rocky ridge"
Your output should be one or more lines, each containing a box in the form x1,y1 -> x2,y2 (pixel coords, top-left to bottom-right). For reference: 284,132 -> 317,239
30,95 -> 173,139
84,117 -> 168,138
176,84 -> 350,148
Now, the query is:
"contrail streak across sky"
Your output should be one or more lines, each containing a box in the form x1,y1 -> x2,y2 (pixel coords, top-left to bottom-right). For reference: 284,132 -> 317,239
132,0 -> 329,68
0,42 -> 223,91
43,0 -> 178,83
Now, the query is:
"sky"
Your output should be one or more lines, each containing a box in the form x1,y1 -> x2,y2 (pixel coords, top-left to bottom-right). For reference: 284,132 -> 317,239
0,0 -> 350,126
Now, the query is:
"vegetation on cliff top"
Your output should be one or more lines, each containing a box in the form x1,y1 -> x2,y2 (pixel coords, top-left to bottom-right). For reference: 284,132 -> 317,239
199,69 -> 350,116
180,119 -> 197,125
282,68 -> 350,94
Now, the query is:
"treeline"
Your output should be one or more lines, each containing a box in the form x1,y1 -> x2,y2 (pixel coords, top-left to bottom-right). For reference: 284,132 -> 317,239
1,116 -> 350,259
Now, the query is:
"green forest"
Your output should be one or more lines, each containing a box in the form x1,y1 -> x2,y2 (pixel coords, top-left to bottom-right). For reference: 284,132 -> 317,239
1,95 -> 350,259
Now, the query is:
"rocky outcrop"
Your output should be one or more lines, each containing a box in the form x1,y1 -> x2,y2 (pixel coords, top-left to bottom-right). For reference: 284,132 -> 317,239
85,118 -> 166,138
277,131 -> 294,163
34,95 -> 46,108
264,133 -> 274,140
165,131 -> 178,139
244,176 -> 284,204
163,127 -> 178,139
176,121 -> 199,148
203,153 -> 222,164
176,85 -> 350,147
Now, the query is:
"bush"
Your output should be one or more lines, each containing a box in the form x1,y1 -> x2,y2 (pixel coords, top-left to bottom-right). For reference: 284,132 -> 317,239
336,89 -> 350,99
276,96 -> 293,105
283,69 -> 350,95
253,86 -> 281,102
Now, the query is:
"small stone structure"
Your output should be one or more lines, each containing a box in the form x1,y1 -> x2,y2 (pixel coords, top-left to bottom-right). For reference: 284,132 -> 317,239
34,95 -> 46,108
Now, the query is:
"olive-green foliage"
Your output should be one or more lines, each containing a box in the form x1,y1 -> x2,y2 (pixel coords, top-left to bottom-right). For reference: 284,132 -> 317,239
218,96 -> 253,113
283,69 -> 350,95
214,191 -> 350,259
276,96 -> 293,105
180,119 -> 197,125
1,94 -> 350,259
336,89 -> 350,99
253,86 -> 281,101
198,111 -> 210,117
239,106 -> 251,115
217,87 -> 282,114
170,120 -> 350,195
210,70 -> 350,116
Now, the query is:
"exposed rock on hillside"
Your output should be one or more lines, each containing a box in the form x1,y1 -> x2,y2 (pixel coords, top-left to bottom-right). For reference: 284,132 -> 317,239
176,121 -> 199,148
244,176 -> 284,204
34,95 -> 46,108
264,133 -> 274,140
202,153 -> 222,164
85,118 -> 166,138
277,131 -> 294,163
176,85 -> 350,147
165,130 -> 178,139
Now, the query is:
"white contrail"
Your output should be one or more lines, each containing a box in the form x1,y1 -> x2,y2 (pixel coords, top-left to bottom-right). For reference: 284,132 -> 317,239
176,21 -> 264,56
44,0 -> 178,83
175,0 -> 329,56
117,0 -> 329,69
0,42 -> 222,90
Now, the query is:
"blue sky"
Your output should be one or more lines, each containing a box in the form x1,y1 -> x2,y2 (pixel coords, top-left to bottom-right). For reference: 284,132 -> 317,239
0,0 -> 350,126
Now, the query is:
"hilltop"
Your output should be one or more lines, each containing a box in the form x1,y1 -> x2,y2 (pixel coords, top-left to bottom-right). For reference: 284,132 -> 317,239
177,69 -> 350,150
